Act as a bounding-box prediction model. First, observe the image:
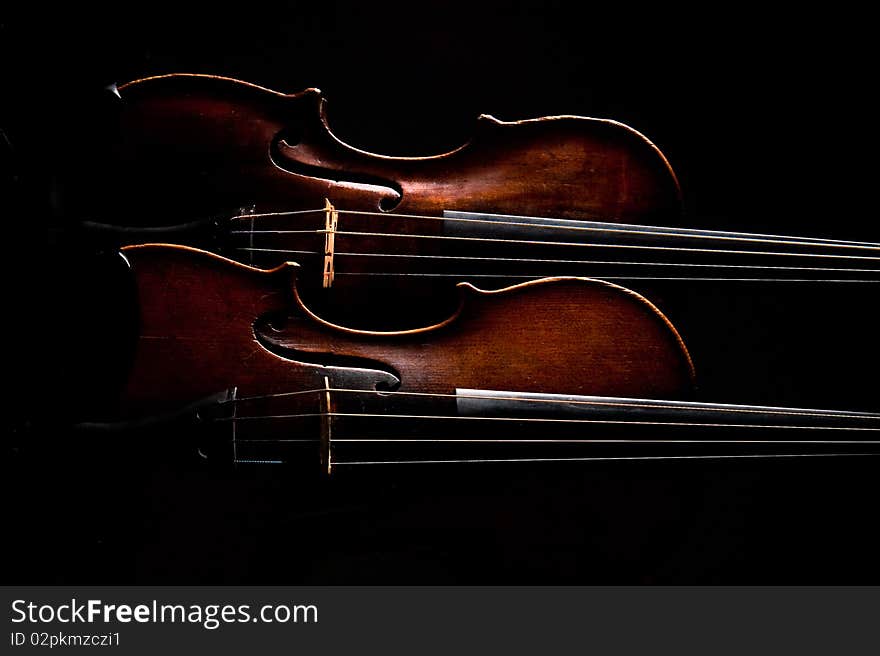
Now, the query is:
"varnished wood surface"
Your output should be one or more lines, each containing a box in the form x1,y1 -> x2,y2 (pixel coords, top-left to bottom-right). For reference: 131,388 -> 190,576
119,244 -> 694,418
88,74 -> 681,229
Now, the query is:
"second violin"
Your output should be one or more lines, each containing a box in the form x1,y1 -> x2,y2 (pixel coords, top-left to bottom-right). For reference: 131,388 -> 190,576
100,244 -> 880,473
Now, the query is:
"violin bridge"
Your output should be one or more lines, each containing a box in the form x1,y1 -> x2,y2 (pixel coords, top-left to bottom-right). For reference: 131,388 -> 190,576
322,199 -> 338,288
319,376 -> 333,475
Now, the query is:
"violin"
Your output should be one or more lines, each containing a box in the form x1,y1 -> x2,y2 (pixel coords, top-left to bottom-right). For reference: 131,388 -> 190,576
62,74 -> 880,472
103,243 -> 880,474
73,74 -> 880,334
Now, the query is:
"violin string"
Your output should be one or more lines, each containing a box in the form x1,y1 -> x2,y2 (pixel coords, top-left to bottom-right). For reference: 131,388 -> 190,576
216,387 -> 880,456
330,453 -> 880,466
228,206 -> 880,280
233,247 -> 880,274
236,209 -> 323,216
237,437 -> 880,444
228,208 -> 880,251
333,274 -> 880,283
228,229 -> 880,262
216,411 -> 880,431
233,248 -> 880,280
343,210 -> 880,250
222,387 -> 880,420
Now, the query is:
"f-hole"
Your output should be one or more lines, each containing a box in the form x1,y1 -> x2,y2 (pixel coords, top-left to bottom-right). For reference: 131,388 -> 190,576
254,313 -> 402,391
270,133 -> 404,212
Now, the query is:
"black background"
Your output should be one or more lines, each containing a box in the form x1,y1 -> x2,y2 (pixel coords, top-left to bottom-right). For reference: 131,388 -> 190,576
2,2 -> 879,583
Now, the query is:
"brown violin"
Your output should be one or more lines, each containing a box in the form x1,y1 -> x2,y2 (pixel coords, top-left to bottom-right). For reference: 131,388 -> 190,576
102,243 -> 880,473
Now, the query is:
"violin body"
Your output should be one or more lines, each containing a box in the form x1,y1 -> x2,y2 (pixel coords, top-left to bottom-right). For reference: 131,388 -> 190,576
118,244 -> 696,466
122,243 -> 693,409
91,74 -> 681,230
